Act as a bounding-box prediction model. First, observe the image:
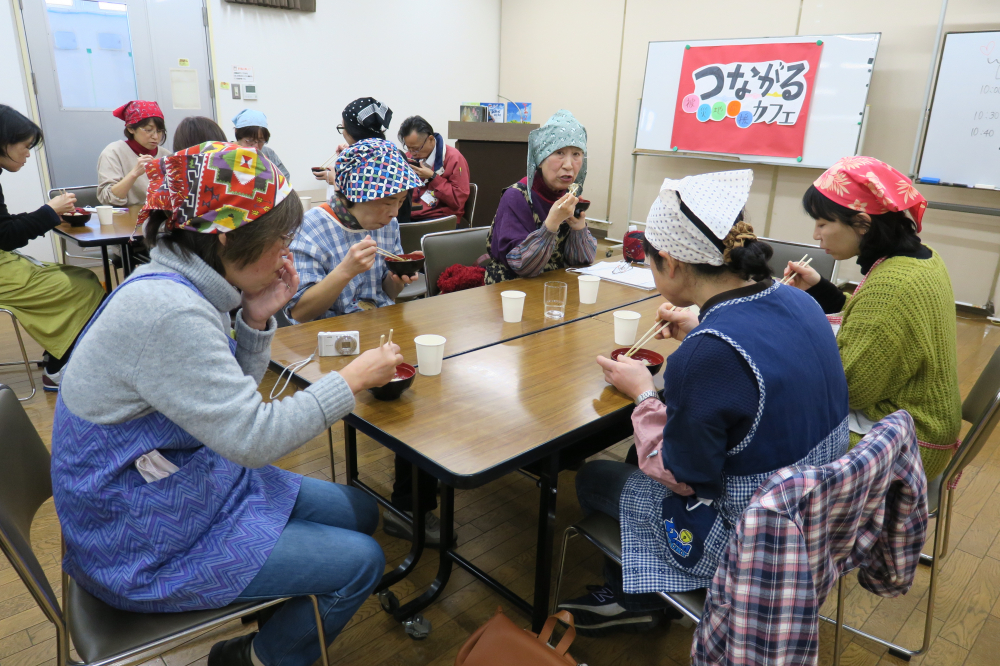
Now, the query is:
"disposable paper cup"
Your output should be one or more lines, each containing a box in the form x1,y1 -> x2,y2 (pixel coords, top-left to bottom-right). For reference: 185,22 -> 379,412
299,196 -> 312,211
500,290 -> 526,323
613,310 -> 641,346
414,334 -> 446,376
96,205 -> 114,226
578,275 -> 600,304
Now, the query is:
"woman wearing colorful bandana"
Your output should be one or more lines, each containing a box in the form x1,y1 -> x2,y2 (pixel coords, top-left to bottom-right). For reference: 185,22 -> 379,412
97,100 -> 170,206
559,170 -> 849,637
482,110 -> 597,284
784,157 -> 961,479
52,143 -> 400,666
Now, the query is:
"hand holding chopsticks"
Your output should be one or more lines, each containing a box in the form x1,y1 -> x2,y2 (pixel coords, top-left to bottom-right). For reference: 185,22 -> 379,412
375,247 -> 405,262
781,254 -> 815,287
625,319 -> 669,358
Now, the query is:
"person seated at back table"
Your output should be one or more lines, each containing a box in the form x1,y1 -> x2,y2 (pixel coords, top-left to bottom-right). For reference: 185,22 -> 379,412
97,100 -> 170,206
173,116 -> 227,153
286,139 -> 443,544
0,104 -> 104,392
557,170 -> 850,637
481,110 -> 596,284
398,115 -> 470,222
233,109 -> 291,182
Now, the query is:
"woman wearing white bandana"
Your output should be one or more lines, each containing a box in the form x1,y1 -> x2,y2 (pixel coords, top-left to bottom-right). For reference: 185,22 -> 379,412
559,170 -> 850,638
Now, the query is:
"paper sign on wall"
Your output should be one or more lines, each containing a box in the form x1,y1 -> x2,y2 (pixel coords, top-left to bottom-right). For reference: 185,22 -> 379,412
232,65 -> 254,83
670,42 -> 822,158
169,68 -> 201,110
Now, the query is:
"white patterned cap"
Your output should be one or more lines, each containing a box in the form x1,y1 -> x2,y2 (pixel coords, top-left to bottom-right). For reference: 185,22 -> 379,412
644,169 -> 753,266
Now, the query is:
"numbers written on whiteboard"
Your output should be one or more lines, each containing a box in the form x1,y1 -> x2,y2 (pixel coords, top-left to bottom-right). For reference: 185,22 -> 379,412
973,111 -> 1000,120
971,128 -> 995,137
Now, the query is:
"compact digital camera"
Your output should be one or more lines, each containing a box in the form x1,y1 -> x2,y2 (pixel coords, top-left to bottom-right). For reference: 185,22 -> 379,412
318,331 -> 360,357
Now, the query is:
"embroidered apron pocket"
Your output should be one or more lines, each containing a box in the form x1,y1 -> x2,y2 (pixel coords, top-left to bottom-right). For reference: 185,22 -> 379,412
660,493 -> 725,574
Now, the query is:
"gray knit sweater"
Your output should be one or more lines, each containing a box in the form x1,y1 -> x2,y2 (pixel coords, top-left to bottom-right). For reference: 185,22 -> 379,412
60,244 -> 355,468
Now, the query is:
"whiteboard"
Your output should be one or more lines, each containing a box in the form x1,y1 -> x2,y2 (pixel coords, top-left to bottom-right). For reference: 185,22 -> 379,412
635,34 -> 880,169
917,31 -> 1000,190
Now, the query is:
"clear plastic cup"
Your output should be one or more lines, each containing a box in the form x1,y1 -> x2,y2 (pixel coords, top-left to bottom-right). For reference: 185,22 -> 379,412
613,310 -> 641,346
414,334 -> 446,376
544,281 -> 568,319
501,290 -> 526,323
578,275 -> 600,304
96,205 -> 114,226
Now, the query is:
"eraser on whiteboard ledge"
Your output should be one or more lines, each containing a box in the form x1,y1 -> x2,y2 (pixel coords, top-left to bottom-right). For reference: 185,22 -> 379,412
973,184 -> 996,190
919,177 -> 941,184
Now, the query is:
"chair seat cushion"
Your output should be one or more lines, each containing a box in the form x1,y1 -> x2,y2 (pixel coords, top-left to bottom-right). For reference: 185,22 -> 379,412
397,275 -> 427,301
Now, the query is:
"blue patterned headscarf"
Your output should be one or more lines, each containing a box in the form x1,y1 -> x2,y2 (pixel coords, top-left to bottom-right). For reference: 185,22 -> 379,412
526,110 -> 588,202
334,138 -> 422,203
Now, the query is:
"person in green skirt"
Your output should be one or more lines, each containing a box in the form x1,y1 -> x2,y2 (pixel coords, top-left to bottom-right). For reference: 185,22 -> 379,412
0,105 -> 104,392
784,156 -> 961,480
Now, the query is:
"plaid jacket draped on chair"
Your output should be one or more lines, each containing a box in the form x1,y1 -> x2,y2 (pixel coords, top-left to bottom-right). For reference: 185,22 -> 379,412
692,410 -> 928,666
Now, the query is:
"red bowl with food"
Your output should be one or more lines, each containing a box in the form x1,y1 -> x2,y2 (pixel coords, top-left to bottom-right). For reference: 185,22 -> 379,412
384,251 -> 425,278
62,208 -> 91,226
368,363 -> 416,401
611,347 -> 664,375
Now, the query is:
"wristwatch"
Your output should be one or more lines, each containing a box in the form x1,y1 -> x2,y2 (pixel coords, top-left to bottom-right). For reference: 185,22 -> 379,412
634,389 -> 660,406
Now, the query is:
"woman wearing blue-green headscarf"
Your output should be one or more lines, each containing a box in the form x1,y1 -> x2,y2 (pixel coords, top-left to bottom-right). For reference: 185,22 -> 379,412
482,110 -> 596,284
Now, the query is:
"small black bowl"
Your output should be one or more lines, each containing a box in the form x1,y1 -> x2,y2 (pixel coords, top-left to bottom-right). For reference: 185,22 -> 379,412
611,347 -> 665,375
385,252 -> 425,278
368,363 -> 416,401
62,208 -> 91,227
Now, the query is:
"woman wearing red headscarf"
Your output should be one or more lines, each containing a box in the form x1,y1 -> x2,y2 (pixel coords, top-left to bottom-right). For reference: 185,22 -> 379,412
97,101 -> 170,206
784,156 -> 961,479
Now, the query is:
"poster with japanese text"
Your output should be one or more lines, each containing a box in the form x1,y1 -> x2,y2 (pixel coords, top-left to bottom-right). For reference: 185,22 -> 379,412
670,42 -> 823,158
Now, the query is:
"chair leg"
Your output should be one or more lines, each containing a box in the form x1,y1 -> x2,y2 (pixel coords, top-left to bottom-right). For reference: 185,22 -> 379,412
327,428 -> 336,481
0,309 -> 38,401
309,594 -> 330,666
551,527 -> 578,615
832,576 -> 845,666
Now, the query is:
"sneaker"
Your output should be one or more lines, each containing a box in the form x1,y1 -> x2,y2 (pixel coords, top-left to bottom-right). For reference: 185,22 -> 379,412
42,368 -> 61,392
557,585 -> 662,637
383,510 -> 454,547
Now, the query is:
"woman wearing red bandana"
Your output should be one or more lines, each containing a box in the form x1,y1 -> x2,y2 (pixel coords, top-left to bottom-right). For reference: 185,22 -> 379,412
784,156 -> 961,479
97,100 -> 170,206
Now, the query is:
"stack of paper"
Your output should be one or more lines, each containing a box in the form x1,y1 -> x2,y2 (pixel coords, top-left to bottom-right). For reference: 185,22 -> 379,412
568,261 -> 656,290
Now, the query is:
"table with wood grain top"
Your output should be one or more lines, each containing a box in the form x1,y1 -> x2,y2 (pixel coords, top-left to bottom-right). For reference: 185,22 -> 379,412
53,206 -> 141,292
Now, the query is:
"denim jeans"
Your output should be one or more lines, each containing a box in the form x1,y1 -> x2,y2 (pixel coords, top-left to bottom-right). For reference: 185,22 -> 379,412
235,477 -> 384,666
575,460 -> 668,613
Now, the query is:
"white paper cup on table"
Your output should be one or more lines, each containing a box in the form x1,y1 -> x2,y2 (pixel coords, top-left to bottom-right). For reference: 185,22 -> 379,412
299,196 -> 312,211
613,310 -> 641,346
414,334 -> 446,376
500,290 -> 526,323
578,275 -> 600,304
96,206 -> 114,226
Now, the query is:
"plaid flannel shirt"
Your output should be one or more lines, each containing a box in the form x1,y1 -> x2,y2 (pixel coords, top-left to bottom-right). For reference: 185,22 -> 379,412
285,206 -> 402,322
692,410 -> 928,666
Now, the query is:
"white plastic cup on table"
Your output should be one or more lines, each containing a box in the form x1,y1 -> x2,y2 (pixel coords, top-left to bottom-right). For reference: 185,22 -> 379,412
96,206 -> 114,226
500,290 -> 526,323
543,281 -> 568,319
414,334 -> 446,376
613,310 -> 641,346
578,275 -> 600,304
299,196 -> 312,211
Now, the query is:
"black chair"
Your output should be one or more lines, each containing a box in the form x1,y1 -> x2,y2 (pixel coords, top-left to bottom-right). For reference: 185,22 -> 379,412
397,216 -> 459,301
761,237 -> 836,282
0,384 -> 331,666
47,187 -> 104,269
0,310 -> 42,401
421,227 -> 491,297
462,183 -> 478,228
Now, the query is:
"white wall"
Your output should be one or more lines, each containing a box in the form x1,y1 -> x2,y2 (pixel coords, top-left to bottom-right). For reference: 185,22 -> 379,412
207,0 -> 502,192
1,0 -> 56,263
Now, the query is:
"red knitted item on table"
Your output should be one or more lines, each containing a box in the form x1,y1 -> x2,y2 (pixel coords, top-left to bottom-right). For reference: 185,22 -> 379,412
437,264 -> 485,294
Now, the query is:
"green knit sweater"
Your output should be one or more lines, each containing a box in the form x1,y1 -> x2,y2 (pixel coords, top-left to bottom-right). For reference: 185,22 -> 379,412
838,248 -> 961,478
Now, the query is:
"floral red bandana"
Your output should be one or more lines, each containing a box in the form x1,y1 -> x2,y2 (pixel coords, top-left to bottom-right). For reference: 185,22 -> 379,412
113,100 -> 163,125
813,157 -> 927,231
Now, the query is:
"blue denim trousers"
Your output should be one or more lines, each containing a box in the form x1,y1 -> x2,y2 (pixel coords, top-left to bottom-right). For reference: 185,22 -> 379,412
234,477 -> 385,666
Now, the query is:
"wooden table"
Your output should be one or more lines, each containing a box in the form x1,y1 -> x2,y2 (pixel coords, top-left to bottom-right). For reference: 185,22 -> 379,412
53,206 -> 140,293
270,275 -> 667,635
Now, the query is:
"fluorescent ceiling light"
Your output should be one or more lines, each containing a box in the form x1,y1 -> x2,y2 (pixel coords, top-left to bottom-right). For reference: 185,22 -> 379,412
46,0 -> 74,6
98,2 -> 127,11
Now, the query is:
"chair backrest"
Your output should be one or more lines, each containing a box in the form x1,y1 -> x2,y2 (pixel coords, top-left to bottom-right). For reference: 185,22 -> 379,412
48,185 -> 99,208
946,344 -> 1000,482
0,385 -> 62,623
761,237 -> 836,282
398,215 -> 458,254
422,227 -> 490,297
464,183 -> 478,226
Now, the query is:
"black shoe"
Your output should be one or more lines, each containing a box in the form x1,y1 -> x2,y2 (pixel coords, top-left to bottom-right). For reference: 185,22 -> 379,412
382,510 -> 456,547
240,600 -> 286,628
208,631 -> 256,666
557,585 -> 662,637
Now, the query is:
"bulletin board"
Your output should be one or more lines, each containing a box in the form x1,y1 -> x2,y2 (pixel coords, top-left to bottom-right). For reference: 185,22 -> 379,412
634,33 -> 881,169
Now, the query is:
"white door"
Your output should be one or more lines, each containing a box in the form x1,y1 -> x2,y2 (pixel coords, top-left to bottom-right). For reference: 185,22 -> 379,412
19,0 -> 216,189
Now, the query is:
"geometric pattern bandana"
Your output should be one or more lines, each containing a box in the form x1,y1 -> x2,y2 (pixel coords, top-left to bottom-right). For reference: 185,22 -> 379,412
139,141 -> 292,233
813,156 -> 927,232
334,138 -> 422,203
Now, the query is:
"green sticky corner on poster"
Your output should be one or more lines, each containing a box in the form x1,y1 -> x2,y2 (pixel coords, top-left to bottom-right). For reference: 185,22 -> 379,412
685,45 -> 690,50
672,146 -> 678,151
86,48 -> 92,54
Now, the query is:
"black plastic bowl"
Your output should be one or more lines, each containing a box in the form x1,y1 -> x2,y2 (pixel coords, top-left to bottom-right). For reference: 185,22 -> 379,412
611,347 -> 665,375
368,363 -> 416,401
62,209 -> 91,227
385,252 -> 425,278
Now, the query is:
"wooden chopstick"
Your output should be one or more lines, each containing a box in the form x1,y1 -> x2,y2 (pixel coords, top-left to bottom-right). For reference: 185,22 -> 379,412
625,321 -> 663,357
375,247 -> 405,261
781,256 -> 813,285
387,329 -> 393,346
320,152 -> 338,168
380,334 -> 385,348
626,321 -> 668,358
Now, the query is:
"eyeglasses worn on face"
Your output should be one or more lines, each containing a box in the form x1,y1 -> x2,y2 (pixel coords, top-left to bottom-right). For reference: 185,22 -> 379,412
136,125 -> 163,136
336,124 -> 346,134
407,134 -> 430,155
281,231 -> 296,248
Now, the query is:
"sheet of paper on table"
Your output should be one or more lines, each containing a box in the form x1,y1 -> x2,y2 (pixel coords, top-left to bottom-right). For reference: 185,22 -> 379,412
568,261 -> 656,290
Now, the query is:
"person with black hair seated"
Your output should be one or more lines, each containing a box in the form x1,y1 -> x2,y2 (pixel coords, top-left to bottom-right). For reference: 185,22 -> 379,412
97,100 -> 170,206
233,109 -> 291,182
0,104 -> 104,391
558,170 -> 849,636
398,115 -> 470,222
173,116 -> 227,153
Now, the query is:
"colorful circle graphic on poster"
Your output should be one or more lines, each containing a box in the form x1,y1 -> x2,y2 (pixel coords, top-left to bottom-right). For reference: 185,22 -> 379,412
735,110 -> 753,129
711,102 -> 727,121
682,94 -> 701,113
696,104 -> 712,122
727,101 -> 742,118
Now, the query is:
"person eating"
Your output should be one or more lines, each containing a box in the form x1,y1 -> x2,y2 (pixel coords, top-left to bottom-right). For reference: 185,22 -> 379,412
173,116 -> 227,153
53,142 -> 397,666
783,156 -> 961,480
481,109 -> 596,284
233,109 -> 291,182
398,115 -> 470,222
97,100 -> 170,206
558,170 -> 849,636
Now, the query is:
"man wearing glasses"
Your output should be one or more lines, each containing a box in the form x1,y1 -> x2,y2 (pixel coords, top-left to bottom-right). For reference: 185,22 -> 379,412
398,116 -> 471,224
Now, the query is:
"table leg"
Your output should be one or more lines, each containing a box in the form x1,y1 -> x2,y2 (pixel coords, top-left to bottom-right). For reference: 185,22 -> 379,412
376,462 -> 426,591
392,484 -> 455,622
532,454 -> 559,632
343,422 -> 358,485
121,242 -> 133,278
100,246 -> 112,294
